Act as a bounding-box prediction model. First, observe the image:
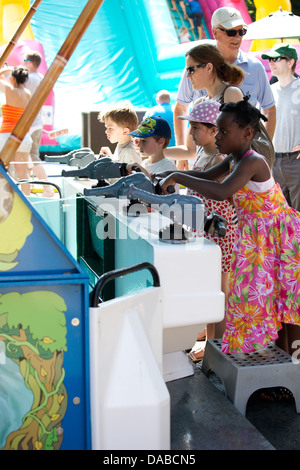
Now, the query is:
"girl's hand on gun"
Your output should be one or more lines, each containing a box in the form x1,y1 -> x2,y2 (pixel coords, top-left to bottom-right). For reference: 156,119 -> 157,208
159,175 -> 177,194
126,163 -> 134,174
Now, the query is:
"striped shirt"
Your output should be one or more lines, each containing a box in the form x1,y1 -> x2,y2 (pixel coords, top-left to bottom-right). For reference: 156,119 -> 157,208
0,104 -> 24,133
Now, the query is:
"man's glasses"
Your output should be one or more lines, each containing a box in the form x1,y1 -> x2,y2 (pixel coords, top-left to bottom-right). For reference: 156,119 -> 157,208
268,57 -> 288,63
24,59 -> 31,62
217,27 -> 247,37
186,63 -> 206,75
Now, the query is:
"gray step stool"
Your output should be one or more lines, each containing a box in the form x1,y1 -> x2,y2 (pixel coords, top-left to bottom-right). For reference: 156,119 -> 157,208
202,339 -> 300,416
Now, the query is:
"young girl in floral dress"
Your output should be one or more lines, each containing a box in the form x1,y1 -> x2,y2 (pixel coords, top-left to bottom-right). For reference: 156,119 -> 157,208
160,97 -> 300,358
176,100 -> 237,360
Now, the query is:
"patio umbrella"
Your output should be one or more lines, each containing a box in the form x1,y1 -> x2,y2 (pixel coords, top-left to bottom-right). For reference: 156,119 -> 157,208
244,8 -> 300,41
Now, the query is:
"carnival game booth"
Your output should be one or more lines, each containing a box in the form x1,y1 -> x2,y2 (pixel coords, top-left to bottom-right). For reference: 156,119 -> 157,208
59,160 -> 225,383
0,0 -> 225,450
0,164 -> 90,450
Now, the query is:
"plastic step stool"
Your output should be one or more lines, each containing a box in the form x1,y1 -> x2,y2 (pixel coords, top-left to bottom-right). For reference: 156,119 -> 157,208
202,339 -> 300,416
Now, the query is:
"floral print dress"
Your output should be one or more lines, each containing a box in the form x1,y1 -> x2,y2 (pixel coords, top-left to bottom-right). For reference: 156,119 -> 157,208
222,150 -> 300,353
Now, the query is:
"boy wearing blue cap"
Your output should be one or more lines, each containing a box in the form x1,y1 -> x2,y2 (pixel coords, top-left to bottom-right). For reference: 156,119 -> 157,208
127,115 -> 177,177
261,43 -> 300,211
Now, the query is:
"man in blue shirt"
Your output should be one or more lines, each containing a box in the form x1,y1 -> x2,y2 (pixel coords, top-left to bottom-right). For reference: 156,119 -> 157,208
174,6 -> 276,169
186,0 -> 204,40
144,90 -> 175,147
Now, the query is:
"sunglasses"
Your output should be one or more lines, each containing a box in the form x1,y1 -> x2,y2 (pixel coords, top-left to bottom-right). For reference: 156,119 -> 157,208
186,63 -> 206,75
24,59 -> 32,62
217,27 -> 247,37
268,56 -> 289,63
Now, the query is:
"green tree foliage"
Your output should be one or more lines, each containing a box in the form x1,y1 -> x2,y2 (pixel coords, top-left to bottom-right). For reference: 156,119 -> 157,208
245,0 -> 256,21
0,291 -> 68,450
0,291 -> 67,355
291,0 -> 300,16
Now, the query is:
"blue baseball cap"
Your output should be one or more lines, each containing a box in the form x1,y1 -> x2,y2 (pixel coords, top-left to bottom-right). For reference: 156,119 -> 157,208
129,116 -> 171,139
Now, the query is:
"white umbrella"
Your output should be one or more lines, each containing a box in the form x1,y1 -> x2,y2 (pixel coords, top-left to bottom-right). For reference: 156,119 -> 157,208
244,8 -> 300,41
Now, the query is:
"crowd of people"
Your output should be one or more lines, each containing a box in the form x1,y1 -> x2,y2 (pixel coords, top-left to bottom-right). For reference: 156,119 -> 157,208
1,6 -> 300,400
97,7 -> 300,396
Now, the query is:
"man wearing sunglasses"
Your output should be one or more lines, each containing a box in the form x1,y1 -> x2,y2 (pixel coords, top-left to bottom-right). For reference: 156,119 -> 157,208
174,6 -> 276,170
261,44 -> 300,212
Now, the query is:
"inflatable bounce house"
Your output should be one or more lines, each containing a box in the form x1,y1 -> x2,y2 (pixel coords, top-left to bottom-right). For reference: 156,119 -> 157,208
1,0 -> 299,153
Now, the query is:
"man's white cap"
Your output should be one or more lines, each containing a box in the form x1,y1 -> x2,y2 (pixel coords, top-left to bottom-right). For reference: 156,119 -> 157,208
211,7 -> 247,29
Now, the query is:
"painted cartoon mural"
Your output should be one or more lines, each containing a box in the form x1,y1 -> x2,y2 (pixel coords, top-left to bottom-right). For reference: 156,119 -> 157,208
0,173 -> 33,271
0,166 -> 89,450
0,291 -> 68,450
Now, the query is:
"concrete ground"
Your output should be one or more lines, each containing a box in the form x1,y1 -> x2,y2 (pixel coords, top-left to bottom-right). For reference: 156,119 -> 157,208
167,360 -> 300,450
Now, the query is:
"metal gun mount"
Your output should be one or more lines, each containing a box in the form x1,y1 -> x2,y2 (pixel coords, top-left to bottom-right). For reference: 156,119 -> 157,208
127,185 -> 228,242
82,172 -> 174,197
61,157 -> 142,187
83,173 -> 227,242
83,172 -> 154,196
45,147 -> 95,168
127,184 -> 204,242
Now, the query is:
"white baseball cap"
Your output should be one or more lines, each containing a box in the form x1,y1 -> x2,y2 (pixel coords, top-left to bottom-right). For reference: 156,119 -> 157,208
211,7 -> 247,29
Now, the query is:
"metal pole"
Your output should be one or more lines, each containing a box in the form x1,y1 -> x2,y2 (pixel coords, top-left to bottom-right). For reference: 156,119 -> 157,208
0,0 -> 43,68
0,0 -> 105,168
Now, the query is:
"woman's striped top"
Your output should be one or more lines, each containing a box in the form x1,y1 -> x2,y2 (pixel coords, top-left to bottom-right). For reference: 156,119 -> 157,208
0,104 -> 24,133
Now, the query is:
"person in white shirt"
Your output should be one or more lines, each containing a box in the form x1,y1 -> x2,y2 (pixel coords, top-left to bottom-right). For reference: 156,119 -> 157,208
24,51 -> 54,197
261,43 -> 300,211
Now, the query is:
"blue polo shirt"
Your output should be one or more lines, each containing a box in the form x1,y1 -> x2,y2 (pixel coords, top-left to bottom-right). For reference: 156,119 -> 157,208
176,49 -> 275,110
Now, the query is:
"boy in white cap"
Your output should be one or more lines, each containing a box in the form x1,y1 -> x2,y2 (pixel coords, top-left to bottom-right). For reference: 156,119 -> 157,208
261,43 -> 300,211
174,6 -> 276,170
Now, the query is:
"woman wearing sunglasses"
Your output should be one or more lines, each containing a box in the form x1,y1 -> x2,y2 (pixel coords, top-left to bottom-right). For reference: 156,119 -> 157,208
165,42 -> 244,164
185,43 -> 244,104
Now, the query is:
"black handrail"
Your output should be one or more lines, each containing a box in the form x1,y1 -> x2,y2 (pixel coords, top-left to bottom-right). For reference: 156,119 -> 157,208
90,262 -> 160,307
17,180 -> 62,198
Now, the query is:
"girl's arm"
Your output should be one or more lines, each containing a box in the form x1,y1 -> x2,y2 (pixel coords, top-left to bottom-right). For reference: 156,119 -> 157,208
160,153 -> 266,200
163,132 -> 196,161
155,154 -> 232,180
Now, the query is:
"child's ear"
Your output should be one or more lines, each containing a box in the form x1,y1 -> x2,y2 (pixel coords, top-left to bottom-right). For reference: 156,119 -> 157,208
123,127 -> 130,135
244,125 -> 254,140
